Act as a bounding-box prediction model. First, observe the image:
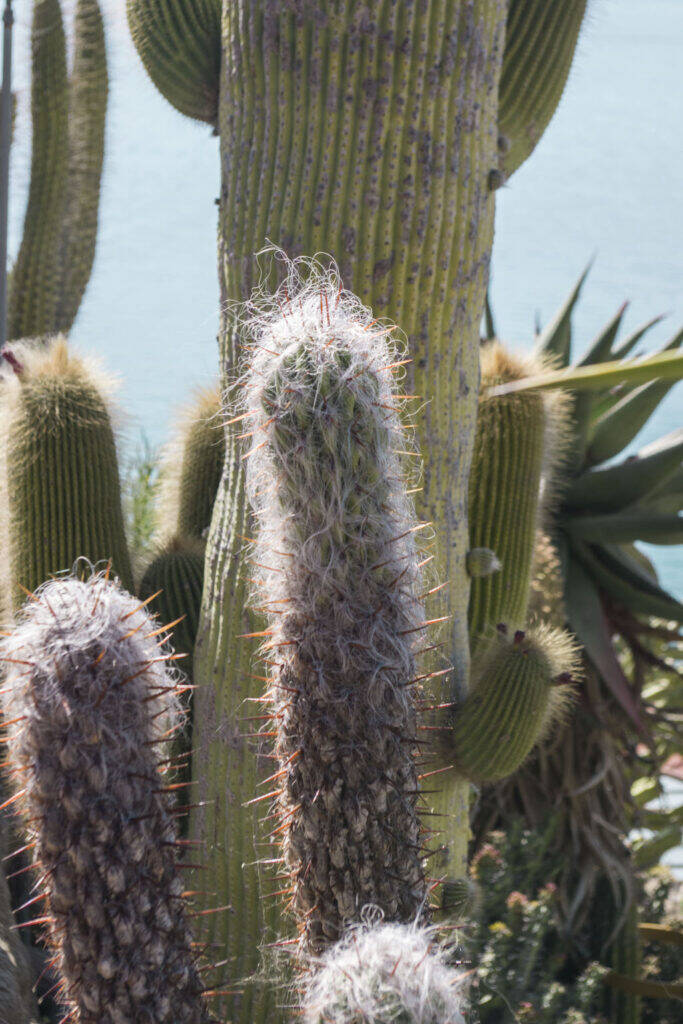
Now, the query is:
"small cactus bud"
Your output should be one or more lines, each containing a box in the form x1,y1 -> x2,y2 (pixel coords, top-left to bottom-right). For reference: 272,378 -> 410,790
466,547 -> 502,578
440,876 -> 481,921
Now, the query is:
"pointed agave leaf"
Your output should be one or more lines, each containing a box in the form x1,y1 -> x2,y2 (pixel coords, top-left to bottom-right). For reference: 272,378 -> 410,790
564,429 -> 683,513
486,349 -> 683,397
484,290 -> 496,341
565,512 -> 683,546
533,261 -> 592,366
611,313 -> 665,360
587,329 -> 683,465
644,465 -> 683,515
577,302 -> 628,366
576,541 -> 683,623
564,552 -> 649,738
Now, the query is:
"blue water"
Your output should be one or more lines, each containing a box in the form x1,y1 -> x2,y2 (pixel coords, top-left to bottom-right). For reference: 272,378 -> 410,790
7,0 -> 682,606
6,0 -> 682,868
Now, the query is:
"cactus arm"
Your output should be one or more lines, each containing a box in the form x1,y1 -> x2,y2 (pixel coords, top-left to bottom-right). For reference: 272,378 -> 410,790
126,0 -> 221,125
0,339 -> 133,612
499,0 -> 588,179
7,0 -> 68,340
191,2 -> 507,1017
55,0 -> 108,334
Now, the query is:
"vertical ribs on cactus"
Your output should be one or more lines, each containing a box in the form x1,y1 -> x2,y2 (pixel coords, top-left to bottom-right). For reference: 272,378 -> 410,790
0,571 -> 214,1022
240,263 -> 431,955
0,337 -> 133,615
468,341 -> 570,644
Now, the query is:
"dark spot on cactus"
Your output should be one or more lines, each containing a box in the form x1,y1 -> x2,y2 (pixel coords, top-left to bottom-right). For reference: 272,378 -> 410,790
373,254 -> 395,282
488,168 -> 503,191
554,672 -> 573,686
513,630 -> 526,645
496,623 -> 508,635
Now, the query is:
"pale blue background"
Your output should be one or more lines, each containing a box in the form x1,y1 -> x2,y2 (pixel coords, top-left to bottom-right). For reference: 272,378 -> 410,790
7,0 -> 682,866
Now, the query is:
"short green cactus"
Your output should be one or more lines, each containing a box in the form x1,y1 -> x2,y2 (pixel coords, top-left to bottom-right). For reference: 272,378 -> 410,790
126,0 -> 221,125
499,0 -> 588,179
452,623 -> 578,782
242,271 -> 427,954
0,337 -> 133,612
302,920 -> 466,1024
1,572 -> 213,1023
156,383 -> 224,543
468,341 -> 569,644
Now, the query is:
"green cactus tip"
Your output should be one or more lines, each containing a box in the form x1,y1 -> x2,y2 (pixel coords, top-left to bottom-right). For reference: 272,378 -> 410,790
302,918 -> 467,1024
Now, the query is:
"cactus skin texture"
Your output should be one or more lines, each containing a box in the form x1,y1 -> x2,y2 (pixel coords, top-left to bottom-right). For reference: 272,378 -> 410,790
302,919 -> 466,1024
187,6 -> 508,1013
606,905 -> 641,1024
8,0 -> 68,340
499,0 -> 588,179
157,384 -> 224,543
0,338 -> 133,613
55,0 -> 108,334
242,270 -> 427,955
452,624 -> 578,782
468,342 -> 569,645
126,0 -> 221,125
0,573 -> 214,1024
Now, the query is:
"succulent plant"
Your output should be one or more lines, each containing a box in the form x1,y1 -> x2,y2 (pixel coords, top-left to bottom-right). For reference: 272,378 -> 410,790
0,571 -> 213,1023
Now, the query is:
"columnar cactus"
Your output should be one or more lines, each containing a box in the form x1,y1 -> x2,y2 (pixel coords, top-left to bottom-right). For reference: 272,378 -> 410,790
242,267 -> 427,954
0,337 -> 133,613
302,919 -> 467,1024
468,341 -> 569,643
0,572 -> 214,1023
498,0 -> 588,179
8,0 -> 107,340
156,384 -> 224,543
8,0 -> 68,340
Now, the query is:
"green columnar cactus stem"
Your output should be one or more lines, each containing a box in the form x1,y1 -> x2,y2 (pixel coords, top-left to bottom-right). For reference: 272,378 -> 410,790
302,921 -> 466,1024
7,0 -> 68,340
452,624 -> 578,782
468,342 -> 568,644
0,338 -> 133,613
608,905 -> 641,1024
242,271 -> 427,955
55,0 -> 108,334
187,5 -> 508,1014
499,0 -> 588,179
157,384 -> 224,543
0,573 -> 213,1023
126,0 -> 222,125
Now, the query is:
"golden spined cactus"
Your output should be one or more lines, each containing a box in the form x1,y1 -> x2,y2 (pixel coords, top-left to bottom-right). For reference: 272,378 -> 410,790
242,266 -> 429,955
527,529 -> 566,628
0,337 -> 133,613
468,341 -> 570,645
0,572 -> 214,1023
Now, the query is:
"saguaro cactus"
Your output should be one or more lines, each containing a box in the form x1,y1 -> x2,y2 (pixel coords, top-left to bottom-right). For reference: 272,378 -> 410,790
242,268 -> 428,955
1,572 -> 213,1023
0,337 -> 133,613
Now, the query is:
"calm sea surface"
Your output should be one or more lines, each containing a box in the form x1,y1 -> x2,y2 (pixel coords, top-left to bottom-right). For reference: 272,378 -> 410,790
7,0 -> 682,865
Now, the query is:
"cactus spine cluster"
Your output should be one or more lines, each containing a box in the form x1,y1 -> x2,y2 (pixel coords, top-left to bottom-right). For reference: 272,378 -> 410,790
8,0 -> 107,341
1,572 -> 213,1023
242,269 -> 428,954
0,337 -> 133,612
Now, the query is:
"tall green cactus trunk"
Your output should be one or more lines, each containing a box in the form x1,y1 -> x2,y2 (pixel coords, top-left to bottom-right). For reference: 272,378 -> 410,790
191,2 -> 507,1019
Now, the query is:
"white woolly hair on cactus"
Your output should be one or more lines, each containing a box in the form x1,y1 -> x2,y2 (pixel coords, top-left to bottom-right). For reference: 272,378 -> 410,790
234,252 -> 439,952
301,913 -> 468,1024
0,565 -> 213,1023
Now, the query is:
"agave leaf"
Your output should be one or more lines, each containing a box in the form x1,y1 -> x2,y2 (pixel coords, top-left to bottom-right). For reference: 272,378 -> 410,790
565,512 -> 683,546
622,544 -> 658,581
639,805 -> 683,832
643,464 -> 683,514
577,302 -> 628,366
594,542 -> 682,607
533,261 -> 591,366
564,554 -> 649,737
631,825 -> 683,872
611,314 -> 665,360
586,328 -> 683,464
484,290 -> 495,341
563,429 -> 683,513
486,349 -> 683,397
575,542 -> 683,622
